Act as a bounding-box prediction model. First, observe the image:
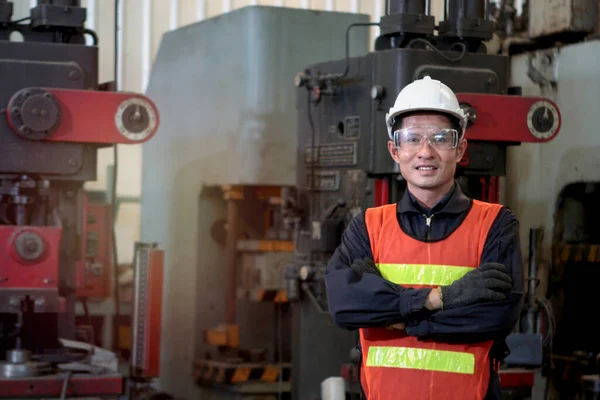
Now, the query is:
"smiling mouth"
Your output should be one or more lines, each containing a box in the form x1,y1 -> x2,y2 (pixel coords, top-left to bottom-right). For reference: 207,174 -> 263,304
416,166 -> 438,171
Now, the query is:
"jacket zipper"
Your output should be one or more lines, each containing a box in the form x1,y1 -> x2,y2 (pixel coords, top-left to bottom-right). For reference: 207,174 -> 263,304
424,214 -> 433,239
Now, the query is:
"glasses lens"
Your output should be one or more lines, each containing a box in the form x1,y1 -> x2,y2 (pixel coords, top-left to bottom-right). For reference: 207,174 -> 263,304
395,127 -> 458,150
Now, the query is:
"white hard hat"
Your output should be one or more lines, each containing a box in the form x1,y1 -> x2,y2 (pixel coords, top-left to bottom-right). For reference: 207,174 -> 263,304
385,76 -> 467,140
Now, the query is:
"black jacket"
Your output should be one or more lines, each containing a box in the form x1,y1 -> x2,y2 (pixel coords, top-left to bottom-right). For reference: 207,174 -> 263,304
324,182 -> 525,399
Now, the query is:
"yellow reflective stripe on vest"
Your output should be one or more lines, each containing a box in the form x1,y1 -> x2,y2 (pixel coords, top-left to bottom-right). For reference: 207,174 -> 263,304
366,346 -> 475,374
377,263 -> 472,286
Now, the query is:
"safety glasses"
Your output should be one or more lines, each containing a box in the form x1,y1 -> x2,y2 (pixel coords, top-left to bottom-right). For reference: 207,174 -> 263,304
393,126 -> 459,151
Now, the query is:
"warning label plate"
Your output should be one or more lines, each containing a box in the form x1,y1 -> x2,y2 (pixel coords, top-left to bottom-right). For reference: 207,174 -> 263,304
305,143 -> 357,167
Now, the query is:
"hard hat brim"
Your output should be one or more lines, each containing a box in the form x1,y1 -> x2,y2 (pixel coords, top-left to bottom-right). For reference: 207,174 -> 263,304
387,107 -> 466,128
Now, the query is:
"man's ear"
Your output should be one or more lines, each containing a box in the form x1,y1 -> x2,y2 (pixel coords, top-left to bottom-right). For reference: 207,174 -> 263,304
456,138 -> 467,163
388,140 -> 400,163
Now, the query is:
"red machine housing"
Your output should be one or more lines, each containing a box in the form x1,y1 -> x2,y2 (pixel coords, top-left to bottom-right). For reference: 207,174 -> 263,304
1,226 -> 61,289
0,86 -> 157,314
75,193 -> 113,299
0,225 -> 63,313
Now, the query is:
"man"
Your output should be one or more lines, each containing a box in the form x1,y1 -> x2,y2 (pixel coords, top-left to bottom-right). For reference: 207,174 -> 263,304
324,76 -> 524,400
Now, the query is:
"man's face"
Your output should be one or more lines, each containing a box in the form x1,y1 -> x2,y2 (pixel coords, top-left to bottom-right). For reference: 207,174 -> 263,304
387,113 -> 467,191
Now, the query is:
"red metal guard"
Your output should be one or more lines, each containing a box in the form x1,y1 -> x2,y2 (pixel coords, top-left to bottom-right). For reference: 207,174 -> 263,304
457,94 -> 561,143
6,88 -> 159,145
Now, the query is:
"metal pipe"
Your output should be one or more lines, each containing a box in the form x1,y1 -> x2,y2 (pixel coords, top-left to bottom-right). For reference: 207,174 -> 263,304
425,0 -> 431,15
447,0 -> 485,20
389,0 -> 426,15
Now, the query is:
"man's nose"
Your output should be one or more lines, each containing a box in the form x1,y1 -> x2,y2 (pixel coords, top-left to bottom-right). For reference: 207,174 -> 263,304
416,139 -> 435,158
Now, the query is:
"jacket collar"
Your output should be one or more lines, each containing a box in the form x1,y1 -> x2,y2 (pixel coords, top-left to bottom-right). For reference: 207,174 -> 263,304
397,180 -> 471,216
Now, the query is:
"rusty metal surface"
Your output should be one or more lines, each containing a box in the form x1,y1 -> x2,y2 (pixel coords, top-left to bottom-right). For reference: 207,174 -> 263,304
529,0 -> 599,38
0,373 -> 123,398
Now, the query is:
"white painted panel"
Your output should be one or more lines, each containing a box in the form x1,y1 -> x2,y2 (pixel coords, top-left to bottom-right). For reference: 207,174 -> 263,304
141,0 -> 152,91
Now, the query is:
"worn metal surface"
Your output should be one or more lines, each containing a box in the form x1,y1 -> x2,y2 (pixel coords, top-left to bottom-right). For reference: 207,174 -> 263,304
507,40 -> 600,251
141,6 -> 370,397
529,0 -> 599,38
508,40 -> 600,399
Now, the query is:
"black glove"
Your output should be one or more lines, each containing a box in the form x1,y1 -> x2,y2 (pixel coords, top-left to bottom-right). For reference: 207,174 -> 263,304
439,262 -> 512,309
351,258 -> 383,278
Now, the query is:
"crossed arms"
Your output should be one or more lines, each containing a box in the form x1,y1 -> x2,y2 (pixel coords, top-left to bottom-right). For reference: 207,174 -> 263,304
323,210 -> 525,343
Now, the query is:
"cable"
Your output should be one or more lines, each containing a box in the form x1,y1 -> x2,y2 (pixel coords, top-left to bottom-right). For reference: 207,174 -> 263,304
306,92 -> 317,303
80,299 -> 96,347
407,38 -> 468,63
10,16 -> 31,24
307,92 -> 315,220
305,22 -> 379,83
536,296 -> 555,349
83,28 -> 98,46
537,295 -> 555,400
337,22 -> 380,79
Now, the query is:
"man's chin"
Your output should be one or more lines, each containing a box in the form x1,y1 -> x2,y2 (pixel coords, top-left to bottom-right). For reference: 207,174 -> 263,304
409,175 -> 441,189
410,178 -> 457,193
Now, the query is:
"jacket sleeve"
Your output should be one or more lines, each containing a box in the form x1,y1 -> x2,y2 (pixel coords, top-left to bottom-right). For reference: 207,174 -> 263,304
405,207 -> 525,342
324,212 -> 433,330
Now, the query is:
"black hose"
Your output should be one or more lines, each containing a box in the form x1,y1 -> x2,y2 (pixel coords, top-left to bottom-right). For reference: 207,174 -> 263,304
337,22 -> 380,79
83,28 -> 98,46
407,38 -> 467,62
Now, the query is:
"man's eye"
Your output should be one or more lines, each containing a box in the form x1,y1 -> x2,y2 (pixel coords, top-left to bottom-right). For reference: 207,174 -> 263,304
433,135 -> 448,143
405,136 -> 420,143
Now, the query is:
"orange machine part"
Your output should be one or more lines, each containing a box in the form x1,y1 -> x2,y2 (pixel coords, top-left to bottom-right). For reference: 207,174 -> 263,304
131,248 -> 164,379
145,249 -> 164,378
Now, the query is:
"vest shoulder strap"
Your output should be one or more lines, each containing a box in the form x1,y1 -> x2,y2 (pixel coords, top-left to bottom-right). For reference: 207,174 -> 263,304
364,204 -> 396,261
472,199 -> 504,217
470,200 -> 505,258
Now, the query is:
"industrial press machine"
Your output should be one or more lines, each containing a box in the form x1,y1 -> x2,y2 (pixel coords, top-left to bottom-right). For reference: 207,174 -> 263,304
0,1 -> 163,398
284,0 -> 562,398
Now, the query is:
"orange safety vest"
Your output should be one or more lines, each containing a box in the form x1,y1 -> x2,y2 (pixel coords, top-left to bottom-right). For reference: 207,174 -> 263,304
361,199 -> 502,400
